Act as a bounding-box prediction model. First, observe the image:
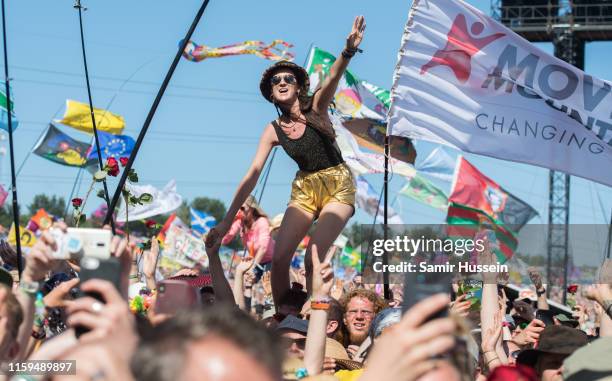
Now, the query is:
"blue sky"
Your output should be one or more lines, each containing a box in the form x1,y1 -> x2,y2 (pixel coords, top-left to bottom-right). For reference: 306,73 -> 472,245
1,0 -> 611,235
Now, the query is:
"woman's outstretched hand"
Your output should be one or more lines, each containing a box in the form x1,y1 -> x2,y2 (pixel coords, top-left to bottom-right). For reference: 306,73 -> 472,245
346,15 -> 366,51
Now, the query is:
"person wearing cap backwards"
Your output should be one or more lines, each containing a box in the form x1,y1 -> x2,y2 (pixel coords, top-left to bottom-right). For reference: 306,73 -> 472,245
207,16 -> 366,305
516,325 -> 588,381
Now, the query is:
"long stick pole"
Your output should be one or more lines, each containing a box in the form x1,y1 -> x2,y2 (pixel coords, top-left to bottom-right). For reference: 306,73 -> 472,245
74,0 -> 115,234
383,134 -> 390,300
1,0 -> 22,277
606,207 -> 612,259
105,0 -> 211,225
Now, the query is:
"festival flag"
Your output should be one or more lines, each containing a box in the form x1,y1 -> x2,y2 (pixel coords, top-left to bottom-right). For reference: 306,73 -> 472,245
28,209 -> 53,232
0,185 -> 7,208
87,130 -> 135,161
158,212 -> 188,244
116,180 -> 182,222
8,224 -> 37,247
388,0 -> 612,186
340,245 -> 361,270
0,87 -> 18,132
446,203 -> 517,264
181,39 -> 294,62
450,157 -> 537,232
334,116 -> 416,179
416,146 -> 456,183
306,47 -> 416,164
56,99 -> 125,135
190,208 -> 216,236
355,176 -> 404,224
399,174 -> 449,211
33,124 -> 94,167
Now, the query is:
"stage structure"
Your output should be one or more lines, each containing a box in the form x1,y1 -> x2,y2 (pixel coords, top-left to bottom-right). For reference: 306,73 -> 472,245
493,0 -> 612,303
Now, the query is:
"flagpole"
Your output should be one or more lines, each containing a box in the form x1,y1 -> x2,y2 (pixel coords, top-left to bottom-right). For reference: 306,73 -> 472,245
606,207 -> 612,259
256,147 -> 277,205
73,0 -> 115,234
104,0 -> 211,226
1,0 -> 23,277
383,134 -> 390,300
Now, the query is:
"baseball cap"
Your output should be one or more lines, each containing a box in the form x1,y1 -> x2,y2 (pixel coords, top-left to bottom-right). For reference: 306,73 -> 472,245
276,315 -> 308,335
555,313 -> 579,328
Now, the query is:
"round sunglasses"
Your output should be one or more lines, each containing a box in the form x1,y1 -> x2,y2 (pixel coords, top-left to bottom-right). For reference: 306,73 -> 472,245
270,74 -> 296,86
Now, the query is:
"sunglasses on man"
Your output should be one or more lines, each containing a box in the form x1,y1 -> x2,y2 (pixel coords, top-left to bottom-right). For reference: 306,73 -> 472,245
270,74 -> 296,86
281,337 -> 307,350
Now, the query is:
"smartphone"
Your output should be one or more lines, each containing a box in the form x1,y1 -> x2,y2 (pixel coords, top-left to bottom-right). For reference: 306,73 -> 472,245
457,279 -> 483,311
53,228 -> 112,260
536,309 -> 555,326
75,257 -> 121,337
402,268 -> 452,320
154,280 -> 201,315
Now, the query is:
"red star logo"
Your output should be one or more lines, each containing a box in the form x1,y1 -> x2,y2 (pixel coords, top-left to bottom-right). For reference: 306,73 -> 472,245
420,14 -> 505,83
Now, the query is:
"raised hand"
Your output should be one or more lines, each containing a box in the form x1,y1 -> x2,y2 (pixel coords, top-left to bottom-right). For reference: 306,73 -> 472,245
528,267 -> 544,291
262,271 -> 272,296
142,238 -> 160,279
235,257 -> 254,275
450,293 -> 471,317
346,16 -> 366,51
311,244 -> 335,299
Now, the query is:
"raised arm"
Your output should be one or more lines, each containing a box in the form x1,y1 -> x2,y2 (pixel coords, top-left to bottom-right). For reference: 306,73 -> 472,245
206,124 -> 277,247
313,16 -> 366,113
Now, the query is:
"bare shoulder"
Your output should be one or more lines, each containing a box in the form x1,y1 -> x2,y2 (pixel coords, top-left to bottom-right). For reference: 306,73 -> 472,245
263,122 -> 279,145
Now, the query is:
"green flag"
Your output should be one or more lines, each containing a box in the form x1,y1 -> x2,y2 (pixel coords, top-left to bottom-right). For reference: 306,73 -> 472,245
0,88 -> 18,132
399,174 -> 448,211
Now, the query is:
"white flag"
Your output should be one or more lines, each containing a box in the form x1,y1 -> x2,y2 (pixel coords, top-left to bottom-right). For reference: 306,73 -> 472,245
389,0 -> 612,187
117,180 -> 182,222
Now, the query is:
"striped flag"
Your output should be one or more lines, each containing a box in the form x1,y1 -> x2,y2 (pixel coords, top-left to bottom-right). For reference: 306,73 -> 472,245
446,203 -> 517,264
0,88 -> 18,132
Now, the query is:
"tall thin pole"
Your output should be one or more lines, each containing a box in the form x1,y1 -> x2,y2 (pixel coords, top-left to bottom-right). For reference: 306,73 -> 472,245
383,134 -> 390,300
606,207 -> 612,259
74,0 -> 115,234
105,0 -> 211,225
1,0 -> 22,277
256,147 -> 277,205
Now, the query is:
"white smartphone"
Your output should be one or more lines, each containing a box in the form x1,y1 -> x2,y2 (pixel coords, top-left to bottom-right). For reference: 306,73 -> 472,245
52,228 -> 112,260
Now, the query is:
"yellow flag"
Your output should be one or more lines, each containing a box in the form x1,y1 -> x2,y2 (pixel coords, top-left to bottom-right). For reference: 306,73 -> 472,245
8,224 -> 37,247
56,99 -> 125,134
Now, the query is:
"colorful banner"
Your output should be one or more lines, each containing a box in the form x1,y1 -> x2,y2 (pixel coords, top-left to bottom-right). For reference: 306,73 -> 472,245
181,39 -> 294,62
0,88 -> 18,132
306,47 -> 416,164
8,224 -> 37,247
446,203 -> 517,264
164,225 -> 208,266
399,174 -> 449,211
0,184 -> 7,208
55,100 -> 125,135
334,116 -> 416,179
33,124 -> 93,167
87,130 -> 135,161
450,157 -> 537,231
388,0 -> 612,186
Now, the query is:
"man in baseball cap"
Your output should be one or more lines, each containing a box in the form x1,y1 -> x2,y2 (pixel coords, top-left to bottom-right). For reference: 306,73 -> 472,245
517,325 -> 588,381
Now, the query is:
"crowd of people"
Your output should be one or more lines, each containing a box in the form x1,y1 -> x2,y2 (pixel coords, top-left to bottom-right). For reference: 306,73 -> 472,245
0,206 -> 610,381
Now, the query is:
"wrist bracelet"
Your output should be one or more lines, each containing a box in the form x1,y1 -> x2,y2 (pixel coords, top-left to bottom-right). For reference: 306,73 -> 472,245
342,49 -> 355,59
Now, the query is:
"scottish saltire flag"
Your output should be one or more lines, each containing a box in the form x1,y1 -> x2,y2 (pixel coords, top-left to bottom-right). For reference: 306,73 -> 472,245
0,88 -> 18,132
190,208 -> 216,236
87,130 -> 135,161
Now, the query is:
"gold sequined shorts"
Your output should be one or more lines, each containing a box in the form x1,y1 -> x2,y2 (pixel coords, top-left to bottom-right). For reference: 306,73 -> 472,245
289,163 -> 356,217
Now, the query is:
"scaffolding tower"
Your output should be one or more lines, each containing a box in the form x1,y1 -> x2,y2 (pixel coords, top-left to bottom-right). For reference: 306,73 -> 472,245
493,0 -> 612,303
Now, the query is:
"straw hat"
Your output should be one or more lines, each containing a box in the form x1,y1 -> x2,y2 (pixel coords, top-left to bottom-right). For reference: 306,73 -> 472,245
244,195 -> 268,219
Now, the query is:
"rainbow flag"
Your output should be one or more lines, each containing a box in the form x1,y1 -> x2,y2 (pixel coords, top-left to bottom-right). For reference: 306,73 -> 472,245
446,203 -> 517,264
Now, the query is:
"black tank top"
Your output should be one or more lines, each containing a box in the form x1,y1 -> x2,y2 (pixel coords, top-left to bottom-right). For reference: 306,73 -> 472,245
272,119 -> 344,172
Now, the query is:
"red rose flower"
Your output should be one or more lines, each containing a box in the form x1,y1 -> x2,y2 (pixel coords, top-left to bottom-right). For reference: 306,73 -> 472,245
567,284 -> 578,294
145,219 -> 157,229
72,198 -> 83,207
106,157 -> 120,176
120,157 -> 129,167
